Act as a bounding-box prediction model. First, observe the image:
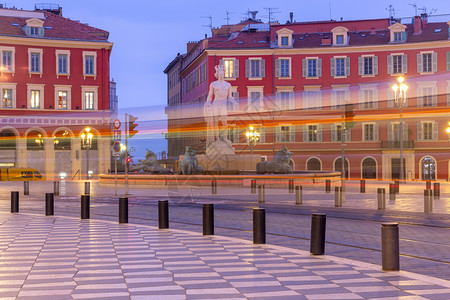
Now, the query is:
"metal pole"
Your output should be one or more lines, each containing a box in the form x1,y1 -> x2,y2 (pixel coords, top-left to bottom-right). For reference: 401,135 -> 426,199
11,191 -> 19,213
341,126 -> 346,203
310,213 -> 326,255
24,181 -> 29,195
399,104 -> 404,181
325,179 -> 331,193
426,180 -> 431,190
119,197 -> 128,223
433,182 -> 440,198
81,194 -> 90,219
360,179 -> 365,193
288,179 -> 294,193
45,193 -> 54,216
251,179 -> 256,194
381,223 -> 399,271
253,208 -> 266,244
211,180 -> 217,194
114,157 -> 118,196
389,183 -> 395,201
84,181 -> 90,195
295,185 -> 302,205
258,184 -> 265,203
378,188 -> 386,210
158,200 -> 169,229
125,113 -> 128,195
86,146 -> 90,180
424,189 -> 432,213
54,181 -> 60,196
203,204 -> 214,235
335,186 -> 342,207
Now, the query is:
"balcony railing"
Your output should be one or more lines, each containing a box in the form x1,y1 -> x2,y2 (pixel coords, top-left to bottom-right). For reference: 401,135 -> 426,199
380,140 -> 414,149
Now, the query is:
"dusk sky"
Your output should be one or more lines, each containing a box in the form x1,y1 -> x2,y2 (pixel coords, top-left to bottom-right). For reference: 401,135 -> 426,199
7,0 -> 450,158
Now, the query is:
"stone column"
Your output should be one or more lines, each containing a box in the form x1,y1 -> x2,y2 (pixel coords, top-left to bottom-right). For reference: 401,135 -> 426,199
15,138 -> 27,168
44,138 -> 55,180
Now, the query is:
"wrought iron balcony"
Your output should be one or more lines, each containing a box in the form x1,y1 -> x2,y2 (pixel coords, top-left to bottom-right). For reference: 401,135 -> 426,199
380,140 -> 414,149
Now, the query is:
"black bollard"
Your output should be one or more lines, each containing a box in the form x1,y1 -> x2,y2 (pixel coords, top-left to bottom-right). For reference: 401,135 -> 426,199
84,182 -> 90,195
251,179 -> 256,194
211,180 -> 217,195
426,180 -> 431,190
203,204 -> 214,235
381,223 -> 399,271
45,193 -> 54,216
310,213 -> 326,255
158,200 -> 169,229
433,182 -> 440,198
389,183 -> 396,201
53,181 -> 60,196
424,189 -> 432,213
325,180 -> 331,193
295,185 -> 302,205
253,208 -> 266,244
258,185 -> 265,203
24,181 -> 29,195
119,197 -> 128,223
288,180 -> 294,194
11,191 -> 19,213
360,179 -> 366,193
81,194 -> 90,219
377,188 -> 386,210
334,186 -> 342,207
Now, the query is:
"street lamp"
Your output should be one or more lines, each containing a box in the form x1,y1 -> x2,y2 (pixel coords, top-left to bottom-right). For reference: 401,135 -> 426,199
445,123 -> 450,141
392,76 -> 408,181
80,127 -> 93,179
245,126 -> 260,155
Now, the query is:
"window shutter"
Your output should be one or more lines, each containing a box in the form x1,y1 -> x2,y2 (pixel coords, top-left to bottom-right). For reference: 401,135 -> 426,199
417,53 -> 422,73
402,54 -> 408,73
417,90 -> 423,107
330,58 -> 336,76
432,121 -> 438,140
387,55 -> 393,74
403,122 -> 408,140
303,125 -> 308,142
317,58 -> 322,77
25,26 -> 30,35
373,56 -> 378,75
234,127 -> 239,143
317,125 -> 323,142
245,59 -> 250,78
39,27 -> 44,37
275,59 -> 280,77
417,123 -> 423,141
275,91 -> 281,110
290,125 -> 296,142
275,126 -> 281,142
259,126 -> 265,143
447,52 -> 450,71
432,52 -> 437,73
302,59 -> 307,77
346,128 -> 351,142
260,59 -> 265,78
388,124 -> 393,141
374,123 -> 379,141
234,59 -> 239,78
358,89 -> 363,106
289,91 -> 295,110
401,31 -> 407,41
358,57 -> 363,75
432,89 -> 437,106
331,124 -> 337,142
345,57 -> 350,76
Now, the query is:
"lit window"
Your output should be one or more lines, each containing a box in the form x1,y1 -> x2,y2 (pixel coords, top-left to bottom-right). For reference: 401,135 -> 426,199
423,122 -> 433,140
31,90 -> 40,108
281,126 -> 291,142
2,89 -> 11,108
58,91 -> 68,109
308,125 -> 318,142
224,59 -> 234,78
85,92 -> 94,110
364,124 -> 374,141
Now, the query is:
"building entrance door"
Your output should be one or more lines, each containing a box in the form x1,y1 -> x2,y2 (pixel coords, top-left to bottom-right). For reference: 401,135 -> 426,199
421,157 -> 436,180
391,158 -> 405,180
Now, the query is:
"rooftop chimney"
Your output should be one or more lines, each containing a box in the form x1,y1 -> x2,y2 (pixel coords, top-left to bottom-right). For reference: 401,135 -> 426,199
370,27 -> 376,35
414,16 -> 422,35
290,12 -> 293,23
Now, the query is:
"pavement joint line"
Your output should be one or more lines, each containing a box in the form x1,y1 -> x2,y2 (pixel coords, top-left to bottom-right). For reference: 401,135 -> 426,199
4,211 -> 450,290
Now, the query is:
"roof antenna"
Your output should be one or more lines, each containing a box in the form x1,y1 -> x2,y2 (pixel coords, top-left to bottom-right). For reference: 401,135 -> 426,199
409,3 -> 418,16
386,5 -> 397,20
201,15 -> 212,31
225,11 -> 235,25
329,1 -> 332,20
263,7 -> 279,24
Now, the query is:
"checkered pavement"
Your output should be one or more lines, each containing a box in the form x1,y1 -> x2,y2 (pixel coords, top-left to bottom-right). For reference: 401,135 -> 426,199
0,212 -> 449,299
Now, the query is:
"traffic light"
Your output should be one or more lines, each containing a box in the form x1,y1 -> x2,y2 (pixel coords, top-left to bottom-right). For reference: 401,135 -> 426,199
126,157 -> 131,163
128,115 -> 138,138
344,103 -> 356,129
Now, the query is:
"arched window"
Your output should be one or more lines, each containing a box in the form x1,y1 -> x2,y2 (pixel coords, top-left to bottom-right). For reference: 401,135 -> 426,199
421,157 -> 436,180
0,129 -> 16,150
307,158 -> 321,171
27,130 -> 44,150
53,130 -> 71,150
334,157 -> 349,178
362,157 -> 377,179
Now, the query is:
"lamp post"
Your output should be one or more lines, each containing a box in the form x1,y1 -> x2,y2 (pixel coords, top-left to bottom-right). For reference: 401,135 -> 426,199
80,127 -> 93,180
392,76 -> 408,181
245,126 -> 260,155
446,123 -> 450,141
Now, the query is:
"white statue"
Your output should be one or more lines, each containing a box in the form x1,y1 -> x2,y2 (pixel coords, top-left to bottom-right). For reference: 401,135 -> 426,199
204,65 -> 237,147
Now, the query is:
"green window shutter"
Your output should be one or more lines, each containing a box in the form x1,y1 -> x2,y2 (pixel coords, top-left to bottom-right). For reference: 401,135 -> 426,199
387,55 -> 393,74
245,59 -> 250,78
432,52 -> 437,73
417,53 -> 422,73
234,59 -> 239,78
317,125 -> 323,142
358,57 -> 363,75
402,54 -> 408,73
373,56 -> 378,75
290,125 -> 296,142
374,123 -> 379,141
331,124 -> 337,142
275,59 -> 280,77
417,123 -> 423,141
317,58 -> 322,77
345,57 -> 350,76
39,27 -> 44,37
302,59 -> 307,77
275,126 -> 281,142
260,59 -> 265,78
25,26 -> 30,35
432,122 -> 438,140
401,31 -> 407,41
330,57 -> 336,76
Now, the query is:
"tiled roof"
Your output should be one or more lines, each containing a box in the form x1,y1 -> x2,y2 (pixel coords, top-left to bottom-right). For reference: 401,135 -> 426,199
0,10 -> 109,42
208,31 -> 271,49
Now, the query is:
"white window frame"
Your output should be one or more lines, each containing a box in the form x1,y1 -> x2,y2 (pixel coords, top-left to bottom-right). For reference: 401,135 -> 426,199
418,51 -> 437,74
83,51 -> 97,79
27,83 -> 45,109
331,26 -> 348,46
221,58 -> 237,79
303,124 -> 322,142
248,58 -> 263,80
28,48 -> 43,77
54,85 -> 72,110
276,57 -> 291,79
358,84 -> 378,109
81,86 -> 98,110
331,85 -> 350,109
247,86 -> 264,111
363,122 -> 378,141
275,86 -> 295,110
303,86 -> 322,110
55,50 -> 70,78
0,46 -> 15,76
0,83 -> 17,109
388,23 -> 407,43
417,81 -> 437,108
276,28 -> 293,48
418,121 -> 437,141
331,123 -> 351,142
305,57 -> 320,78
358,55 -> 378,77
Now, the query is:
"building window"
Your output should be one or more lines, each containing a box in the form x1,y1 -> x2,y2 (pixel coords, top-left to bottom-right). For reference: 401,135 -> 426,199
308,59 -> 317,77
331,87 -> 349,109
58,91 -> 68,109
245,58 -> 265,79
30,90 -> 40,109
332,124 -> 351,142
307,125 -> 318,142
359,86 -> 378,109
417,52 -> 437,74
393,55 -> 402,74
220,59 -> 238,78
424,122 -> 433,140
30,27 -> 39,36
393,32 -> 402,42
422,87 -> 434,107
2,89 -> 12,108
336,58 -> 345,76
281,36 -> 288,45
279,92 -> 290,110
249,91 -> 261,110
276,125 -> 295,142
336,35 -> 344,44
251,59 -> 260,77
2,51 -> 12,71
224,59 -> 234,78
281,126 -> 291,142
85,56 -> 94,75
358,56 -> 378,76
85,92 -> 94,110
364,123 -> 375,141
303,89 -> 322,110
58,54 -> 68,74
422,53 -> 432,73
30,53 -> 40,73
280,59 -> 290,78
303,58 -> 322,78
418,121 -> 437,141
364,57 -> 373,75
388,54 -> 407,75
228,126 -> 240,143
